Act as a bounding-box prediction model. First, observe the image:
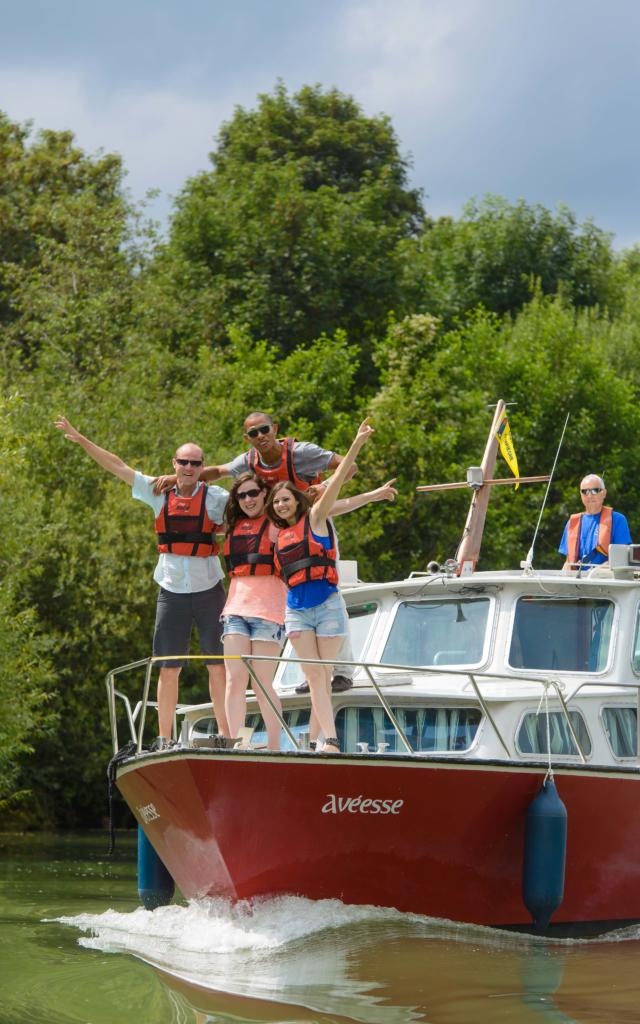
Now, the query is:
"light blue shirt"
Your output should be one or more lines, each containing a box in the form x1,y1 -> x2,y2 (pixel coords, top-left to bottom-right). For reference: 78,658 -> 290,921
132,473 -> 229,594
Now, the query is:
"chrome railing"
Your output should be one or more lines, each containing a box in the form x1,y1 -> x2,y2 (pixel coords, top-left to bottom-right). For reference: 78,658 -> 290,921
106,654 -> 640,762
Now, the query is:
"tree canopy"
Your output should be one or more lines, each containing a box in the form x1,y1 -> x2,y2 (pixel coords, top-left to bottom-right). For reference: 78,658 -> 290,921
147,83 -> 424,365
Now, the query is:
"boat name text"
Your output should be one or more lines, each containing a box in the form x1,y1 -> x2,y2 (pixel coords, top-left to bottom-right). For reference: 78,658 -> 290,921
322,794 -> 403,815
138,802 -> 160,823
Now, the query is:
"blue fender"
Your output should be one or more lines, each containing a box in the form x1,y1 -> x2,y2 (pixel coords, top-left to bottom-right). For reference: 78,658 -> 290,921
137,825 -> 175,910
522,778 -> 567,930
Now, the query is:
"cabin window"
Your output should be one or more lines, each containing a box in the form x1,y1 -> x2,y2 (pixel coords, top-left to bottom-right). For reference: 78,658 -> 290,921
602,707 -> 638,758
509,597 -> 613,672
516,710 -> 591,757
246,707 -> 311,747
191,708 -> 311,748
277,601 -> 379,687
335,705 -> 482,753
381,598 -> 490,668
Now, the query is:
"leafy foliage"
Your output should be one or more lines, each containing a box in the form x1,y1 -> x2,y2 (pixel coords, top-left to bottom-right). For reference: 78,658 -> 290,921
402,196 -> 615,326
146,83 -> 424,366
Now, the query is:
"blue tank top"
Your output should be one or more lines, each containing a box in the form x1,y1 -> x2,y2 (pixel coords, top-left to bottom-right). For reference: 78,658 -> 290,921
286,529 -> 338,610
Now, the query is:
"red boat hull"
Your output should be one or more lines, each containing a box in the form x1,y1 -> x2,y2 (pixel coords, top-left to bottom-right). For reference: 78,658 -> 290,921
117,751 -> 640,929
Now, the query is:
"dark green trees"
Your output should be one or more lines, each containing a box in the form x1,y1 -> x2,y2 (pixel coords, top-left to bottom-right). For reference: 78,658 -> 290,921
404,196 -> 615,325
149,84 -> 424,359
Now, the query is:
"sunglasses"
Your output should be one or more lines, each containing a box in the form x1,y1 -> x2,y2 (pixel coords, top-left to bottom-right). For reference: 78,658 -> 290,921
581,487 -> 603,495
175,458 -> 203,467
237,488 -> 262,500
246,425 -> 271,439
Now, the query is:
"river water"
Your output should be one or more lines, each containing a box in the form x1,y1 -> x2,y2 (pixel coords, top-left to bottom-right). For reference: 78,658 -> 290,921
2,831 -> 640,1024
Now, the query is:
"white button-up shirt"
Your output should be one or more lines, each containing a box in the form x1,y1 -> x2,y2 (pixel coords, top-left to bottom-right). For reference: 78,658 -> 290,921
132,473 -> 229,594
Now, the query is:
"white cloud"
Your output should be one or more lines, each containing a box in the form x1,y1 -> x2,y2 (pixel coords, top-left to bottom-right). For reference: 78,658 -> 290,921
339,0 -> 473,113
0,65 -> 239,208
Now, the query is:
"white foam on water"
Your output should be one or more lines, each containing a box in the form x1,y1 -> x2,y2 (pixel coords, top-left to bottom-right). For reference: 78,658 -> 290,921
54,894 -> 406,958
53,893 -> 640,963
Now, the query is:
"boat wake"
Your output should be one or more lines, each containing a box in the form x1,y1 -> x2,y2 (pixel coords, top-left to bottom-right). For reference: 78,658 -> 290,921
53,897 -> 640,1023
55,893 -> 640,965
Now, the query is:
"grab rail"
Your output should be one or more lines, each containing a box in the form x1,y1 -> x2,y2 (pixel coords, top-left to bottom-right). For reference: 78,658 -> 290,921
106,653 -> 639,761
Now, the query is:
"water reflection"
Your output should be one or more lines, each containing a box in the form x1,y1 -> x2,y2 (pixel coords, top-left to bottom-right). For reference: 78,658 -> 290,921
59,896 -> 640,1024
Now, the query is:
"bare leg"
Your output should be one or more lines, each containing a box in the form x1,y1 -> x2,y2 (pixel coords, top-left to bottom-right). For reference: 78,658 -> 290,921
317,634 -> 344,749
157,666 -> 181,739
250,639 -> 283,750
288,631 -> 343,750
224,635 -> 251,739
208,661 -> 230,737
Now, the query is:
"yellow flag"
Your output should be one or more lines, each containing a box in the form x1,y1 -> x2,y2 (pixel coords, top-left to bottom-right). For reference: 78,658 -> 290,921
495,411 -> 520,488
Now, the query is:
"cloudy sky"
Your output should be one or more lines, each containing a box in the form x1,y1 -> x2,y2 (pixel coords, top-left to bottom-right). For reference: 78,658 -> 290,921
2,0 -> 639,246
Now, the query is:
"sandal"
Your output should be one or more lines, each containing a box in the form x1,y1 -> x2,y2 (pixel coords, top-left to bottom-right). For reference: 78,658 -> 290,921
323,737 -> 341,752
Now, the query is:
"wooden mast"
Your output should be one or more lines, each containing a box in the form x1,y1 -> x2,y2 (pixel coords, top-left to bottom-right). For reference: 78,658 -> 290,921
416,399 -> 550,576
456,400 -> 505,576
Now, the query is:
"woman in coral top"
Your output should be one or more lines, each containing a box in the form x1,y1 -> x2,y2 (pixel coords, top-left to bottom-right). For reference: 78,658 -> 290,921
221,472 -> 286,749
266,418 -> 374,753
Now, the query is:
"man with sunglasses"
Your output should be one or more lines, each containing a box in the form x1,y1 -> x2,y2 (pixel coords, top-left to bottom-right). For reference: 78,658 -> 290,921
559,474 -> 631,569
55,417 -> 230,749
202,412 -> 345,490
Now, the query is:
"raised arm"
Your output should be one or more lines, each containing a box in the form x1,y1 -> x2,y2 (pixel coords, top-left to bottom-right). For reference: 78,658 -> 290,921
310,419 -> 374,532
55,416 -> 136,486
330,479 -> 397,517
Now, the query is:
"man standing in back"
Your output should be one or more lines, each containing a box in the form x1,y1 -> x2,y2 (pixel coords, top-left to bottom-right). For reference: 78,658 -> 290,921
152,411 -> 346,492
56,416 -> 230,748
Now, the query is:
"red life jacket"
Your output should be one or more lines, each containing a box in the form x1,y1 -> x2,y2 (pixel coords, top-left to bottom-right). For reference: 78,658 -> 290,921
566,506 -> 613,564
247,437 -> 322,491
223,515 -> 275,576
155,485 -> 220,557
274,515 -> 338,588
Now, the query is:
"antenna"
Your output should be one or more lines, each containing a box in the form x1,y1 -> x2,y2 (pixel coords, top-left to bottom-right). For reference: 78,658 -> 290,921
521,412 -> 571,573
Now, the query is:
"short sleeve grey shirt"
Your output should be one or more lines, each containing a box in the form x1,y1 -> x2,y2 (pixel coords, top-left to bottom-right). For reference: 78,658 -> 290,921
228,441 -> 335,483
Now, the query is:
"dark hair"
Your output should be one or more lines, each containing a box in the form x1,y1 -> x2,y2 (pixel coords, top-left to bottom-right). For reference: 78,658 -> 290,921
223,472 -> 270,533
265,480 -> 312,529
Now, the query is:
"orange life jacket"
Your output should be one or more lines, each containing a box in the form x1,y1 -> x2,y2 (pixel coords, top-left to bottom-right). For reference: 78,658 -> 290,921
567,506 -> 613,564
223,515 -> 275,576
274,515 -> 338,588
155,485 -> 220,557
247,437 -> 322,491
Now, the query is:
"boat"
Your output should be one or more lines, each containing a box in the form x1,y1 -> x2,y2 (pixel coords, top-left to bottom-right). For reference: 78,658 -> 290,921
108,401 -> 640,936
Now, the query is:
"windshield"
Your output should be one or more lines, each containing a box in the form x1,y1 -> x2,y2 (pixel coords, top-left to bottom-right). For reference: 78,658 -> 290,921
509,597 -> 614,672
381,598 -> 490,668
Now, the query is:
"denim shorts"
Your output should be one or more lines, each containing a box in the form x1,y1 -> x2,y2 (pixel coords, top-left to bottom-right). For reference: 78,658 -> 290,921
285,591 -> 348,638
221,614 -> 284,644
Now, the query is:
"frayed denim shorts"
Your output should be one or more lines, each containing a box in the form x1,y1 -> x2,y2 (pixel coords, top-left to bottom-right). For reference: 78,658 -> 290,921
221,614 -> 284,644
285,591 -> 348,638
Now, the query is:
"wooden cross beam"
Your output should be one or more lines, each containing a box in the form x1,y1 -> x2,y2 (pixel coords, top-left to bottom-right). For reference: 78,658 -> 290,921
417,474 -> 550,493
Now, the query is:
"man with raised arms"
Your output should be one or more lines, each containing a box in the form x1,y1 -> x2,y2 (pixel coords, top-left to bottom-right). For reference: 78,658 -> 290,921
55,416 -> 230,749
559,473 -> 631,569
